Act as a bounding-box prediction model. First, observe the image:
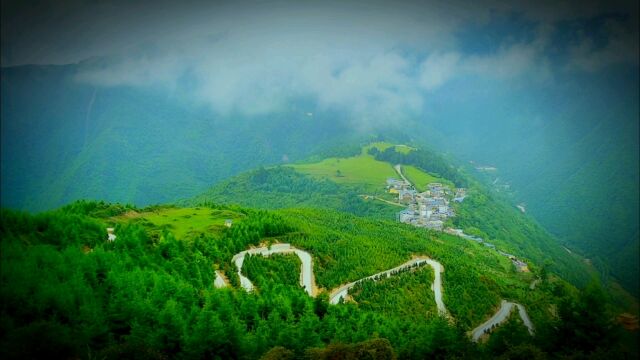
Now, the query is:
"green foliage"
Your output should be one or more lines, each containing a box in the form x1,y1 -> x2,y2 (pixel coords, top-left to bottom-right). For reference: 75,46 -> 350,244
350,266 -> 438,319
188,166 -> 399,220
60,199 -> 138,218
290,151 -> 397,193
0,202 -> 629,358
305,338 -> 397,360
370,146 -> 468,187
243,253 -> 303,290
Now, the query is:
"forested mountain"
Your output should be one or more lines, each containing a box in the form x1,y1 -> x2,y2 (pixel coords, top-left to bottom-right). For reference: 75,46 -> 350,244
414,70 -> 639,296
1,200 -> 632,359
0,64 -> 363,211
1,63 -> 637,297
189,145 -> 596,290
2,1 -> 638,358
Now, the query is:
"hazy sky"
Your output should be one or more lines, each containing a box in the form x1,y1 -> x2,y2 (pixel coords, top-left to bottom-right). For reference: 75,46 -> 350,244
2,0 -> 638,120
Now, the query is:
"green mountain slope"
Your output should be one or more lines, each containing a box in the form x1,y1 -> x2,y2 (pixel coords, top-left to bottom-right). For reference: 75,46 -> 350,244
417,72 -> 639,295
2,63 -> 637,297
190,144 -> 597,289
1,200 -> 632,358
0,64 -> 361,211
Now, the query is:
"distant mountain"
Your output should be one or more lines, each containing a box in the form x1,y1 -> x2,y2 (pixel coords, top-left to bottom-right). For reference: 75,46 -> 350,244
1,63 -> 637,296
0,64 -> 362,211
414,70 -> 639,295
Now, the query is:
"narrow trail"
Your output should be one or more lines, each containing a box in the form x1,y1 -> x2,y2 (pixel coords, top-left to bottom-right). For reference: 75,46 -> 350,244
394,164 -> 411,185
358,194 -> 405,207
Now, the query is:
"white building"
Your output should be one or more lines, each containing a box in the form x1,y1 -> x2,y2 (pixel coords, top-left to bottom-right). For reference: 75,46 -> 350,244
106,228 -> 116,242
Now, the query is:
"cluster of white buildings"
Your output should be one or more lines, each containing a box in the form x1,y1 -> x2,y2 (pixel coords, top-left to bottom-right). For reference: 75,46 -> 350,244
392,181 -> 462,231
387,175 -> 529,272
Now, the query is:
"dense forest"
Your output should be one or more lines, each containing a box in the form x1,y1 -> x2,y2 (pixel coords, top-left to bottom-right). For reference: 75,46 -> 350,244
2,49 -> 637,303
192,146 -> 593,290
1,200 -> 633,359
187,166 -> 398,220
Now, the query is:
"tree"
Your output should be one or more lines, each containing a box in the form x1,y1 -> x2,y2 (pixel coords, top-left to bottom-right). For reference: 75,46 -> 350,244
260,346 -> 294,360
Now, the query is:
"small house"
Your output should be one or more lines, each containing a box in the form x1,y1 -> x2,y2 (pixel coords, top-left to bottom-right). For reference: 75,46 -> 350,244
224,219 -> 233,228
425,220 -> 444,230
106,228 -> 116,242
398,189 -> 417,203
398,209 -> 416,223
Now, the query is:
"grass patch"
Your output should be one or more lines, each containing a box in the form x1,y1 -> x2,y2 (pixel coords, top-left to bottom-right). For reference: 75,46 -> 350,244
394,144 -> 416,154
403,165 -> 455,192
363,142 -> 416,155
290,153 -> 396,193
114,207 -> 243,239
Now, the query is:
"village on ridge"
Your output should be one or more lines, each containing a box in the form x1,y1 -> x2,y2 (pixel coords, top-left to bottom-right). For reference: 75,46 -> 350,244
386,169 -> 529,272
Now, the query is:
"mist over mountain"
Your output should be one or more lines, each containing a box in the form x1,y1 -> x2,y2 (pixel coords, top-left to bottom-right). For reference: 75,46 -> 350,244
1,1 -> 638,358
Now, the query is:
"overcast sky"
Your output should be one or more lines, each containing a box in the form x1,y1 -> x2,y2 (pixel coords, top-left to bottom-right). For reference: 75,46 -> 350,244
2,0 -> 638,120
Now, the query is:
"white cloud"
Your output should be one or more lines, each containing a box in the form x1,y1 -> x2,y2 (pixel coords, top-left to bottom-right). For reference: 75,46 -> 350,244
419,52 -> 461,91
64,0 -> 635,123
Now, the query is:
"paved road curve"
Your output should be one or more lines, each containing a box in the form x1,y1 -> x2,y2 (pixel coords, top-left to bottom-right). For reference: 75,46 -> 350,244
214,270 -> 229,288
232,243 -> 315,296
328,256 -> 448,317
230,243 -> 533,340
470,300 -> 535,342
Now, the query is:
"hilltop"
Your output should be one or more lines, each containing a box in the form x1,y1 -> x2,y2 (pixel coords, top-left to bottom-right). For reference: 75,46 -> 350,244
189,143 -> 599,291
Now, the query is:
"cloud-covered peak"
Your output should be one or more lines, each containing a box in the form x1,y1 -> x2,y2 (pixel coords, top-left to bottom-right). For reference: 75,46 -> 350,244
4,0 -> 637,121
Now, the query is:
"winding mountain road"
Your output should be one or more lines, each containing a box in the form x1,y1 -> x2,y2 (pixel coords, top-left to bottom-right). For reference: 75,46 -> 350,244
214,270 -> 229,288
470,300 -> 535,342
228,243 -> 534,340
231,243 -> 316,296
328,256 -> 447,317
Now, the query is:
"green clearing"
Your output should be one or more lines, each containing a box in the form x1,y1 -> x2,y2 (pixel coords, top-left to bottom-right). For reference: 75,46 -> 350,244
363,142 -> 415,155
394,144 -> 416,154
113,206 -> 244,239
362,141 -> 396,153
403,165 -> 455,192
289,152 -> 396,193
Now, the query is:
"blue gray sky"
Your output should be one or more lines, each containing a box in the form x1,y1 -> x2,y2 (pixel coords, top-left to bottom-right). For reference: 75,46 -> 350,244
2,0 -> 637,122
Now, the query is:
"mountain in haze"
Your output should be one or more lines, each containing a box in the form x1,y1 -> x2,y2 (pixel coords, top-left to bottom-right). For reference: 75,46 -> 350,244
1,166 -> 634,358
414,69 -> 639,295
1,63 -> 638,297
0,64 -> 364,211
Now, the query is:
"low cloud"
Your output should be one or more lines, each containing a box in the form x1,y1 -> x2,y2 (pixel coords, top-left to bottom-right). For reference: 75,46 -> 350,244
45,0 -> 636,123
